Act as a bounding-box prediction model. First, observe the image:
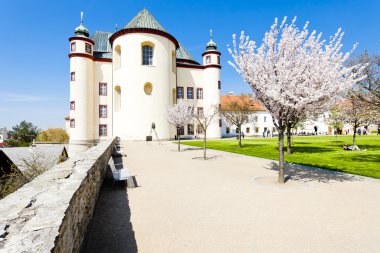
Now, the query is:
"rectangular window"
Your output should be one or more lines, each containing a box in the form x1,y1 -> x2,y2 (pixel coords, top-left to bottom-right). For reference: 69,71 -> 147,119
197,107 -> 204,117
71,42 -> 76,52
218,81 -> 221,89
197,124 -> 203,134
246,127 -> 250,133
99,105 -> 107,118
142,45 -> 153,65
70,101 -> 75,110
99,124 -> 107,136
206,56 -> 211,64
255,127 -> 259,133
188,107 -> 194,114
217,56 -> 220,64
196,88 -> 203,99
187,87 -> 194,99
187,124 -> 194,135
70,119 -> 75,128
264,116 -> 267,123
85,43 -> 92,54
219,119 -> 222,127
226,127 -> 230,134
71,72 -> 75,81
99,83 -> 107,96
177,86 -> 184,99
178,126 -> 184,135
254,116 -> 258,122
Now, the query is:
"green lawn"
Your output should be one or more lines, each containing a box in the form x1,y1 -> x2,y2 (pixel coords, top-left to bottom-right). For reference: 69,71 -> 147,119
182,135 -> 380,179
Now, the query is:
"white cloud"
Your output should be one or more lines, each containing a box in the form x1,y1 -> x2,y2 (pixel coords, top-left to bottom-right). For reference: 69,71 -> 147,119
2,93 -> 55,102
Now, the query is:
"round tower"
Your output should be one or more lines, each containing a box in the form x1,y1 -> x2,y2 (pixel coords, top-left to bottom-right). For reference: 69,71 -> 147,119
202,30 -> 222,138
109,8 -> 178,140
68,12 -> 95,155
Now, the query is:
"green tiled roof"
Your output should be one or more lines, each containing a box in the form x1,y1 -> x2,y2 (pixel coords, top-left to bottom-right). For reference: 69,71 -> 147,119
176,43 -> 197,63
91,31 -> 112,52
124,8 -> 166,32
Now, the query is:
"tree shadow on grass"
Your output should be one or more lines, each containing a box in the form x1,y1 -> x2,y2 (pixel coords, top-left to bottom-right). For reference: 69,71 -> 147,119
266,161 -> 361,183
344,154 -> 380,163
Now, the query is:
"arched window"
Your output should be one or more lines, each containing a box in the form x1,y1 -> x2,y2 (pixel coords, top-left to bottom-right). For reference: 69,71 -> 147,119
114,45 -> 121,69
114,86 -> 121,111
142,42 -> 154,65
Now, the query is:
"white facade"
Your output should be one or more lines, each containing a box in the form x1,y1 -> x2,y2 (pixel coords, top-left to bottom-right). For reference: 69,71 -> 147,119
67,9 -> 222,154
222,111 -> 276,138
0,128 -> 8,143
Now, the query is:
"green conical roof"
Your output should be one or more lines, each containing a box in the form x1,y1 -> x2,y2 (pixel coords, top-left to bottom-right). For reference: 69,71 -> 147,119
124,8 -> 166,32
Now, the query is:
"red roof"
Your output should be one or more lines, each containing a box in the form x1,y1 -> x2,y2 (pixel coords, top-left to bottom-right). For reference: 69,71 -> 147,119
220,95 -> 267,112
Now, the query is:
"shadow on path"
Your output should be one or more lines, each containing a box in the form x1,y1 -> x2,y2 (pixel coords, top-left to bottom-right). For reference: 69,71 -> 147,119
266,161 -> 360,183
81,179 -> 138,253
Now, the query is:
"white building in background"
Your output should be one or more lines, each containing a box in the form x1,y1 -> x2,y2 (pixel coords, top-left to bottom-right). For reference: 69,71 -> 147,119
66,9 -> 222,154
220,95 -> 276,137
0,128 -> 8,143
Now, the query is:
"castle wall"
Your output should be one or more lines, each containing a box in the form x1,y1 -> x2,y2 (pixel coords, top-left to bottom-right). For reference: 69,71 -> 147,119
93,61 -> 113,142
112,33 -> 177,140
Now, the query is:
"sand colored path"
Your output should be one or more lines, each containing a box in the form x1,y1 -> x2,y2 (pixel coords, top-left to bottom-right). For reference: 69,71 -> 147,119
122,141 -> 380,253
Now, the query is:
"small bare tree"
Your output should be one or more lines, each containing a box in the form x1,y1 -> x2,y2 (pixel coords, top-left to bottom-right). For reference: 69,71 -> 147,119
167,101 -> 194,151
338,93 -> 378,148
220,95 -> 253,147
21,152 -> 53,181
193,105 -> 219,159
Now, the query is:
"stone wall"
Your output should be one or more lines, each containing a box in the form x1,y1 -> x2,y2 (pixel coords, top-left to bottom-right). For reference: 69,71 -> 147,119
0,138 -> 116,253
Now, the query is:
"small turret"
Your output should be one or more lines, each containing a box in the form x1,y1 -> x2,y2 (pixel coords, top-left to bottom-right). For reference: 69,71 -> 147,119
202,29 -> 221,66
74,12 -> 89,37
206,29 -> 217,51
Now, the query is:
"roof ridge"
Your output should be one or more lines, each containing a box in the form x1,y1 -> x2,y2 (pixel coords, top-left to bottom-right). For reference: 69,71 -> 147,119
124,8 -> 166,32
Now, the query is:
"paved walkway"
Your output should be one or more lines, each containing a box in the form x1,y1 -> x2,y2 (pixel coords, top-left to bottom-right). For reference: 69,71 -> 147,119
89,141 -> 380,253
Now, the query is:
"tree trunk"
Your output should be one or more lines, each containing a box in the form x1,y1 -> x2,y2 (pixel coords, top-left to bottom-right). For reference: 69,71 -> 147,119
238,125 -> 242,148
178,134 -> 181,152
177,127 -> 180,152
353,122 -> 357,147
203,130 -> 207,160
278,127 -> 285,184
286,123 -> 292,154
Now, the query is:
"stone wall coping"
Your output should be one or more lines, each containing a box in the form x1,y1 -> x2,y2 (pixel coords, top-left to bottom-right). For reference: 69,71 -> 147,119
0,138 -> 116,253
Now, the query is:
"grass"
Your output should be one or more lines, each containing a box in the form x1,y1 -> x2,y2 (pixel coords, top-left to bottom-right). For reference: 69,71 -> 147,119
182,135 -> 380,179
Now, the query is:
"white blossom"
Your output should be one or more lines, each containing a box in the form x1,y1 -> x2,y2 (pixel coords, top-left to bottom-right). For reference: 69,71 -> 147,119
228,17 -> 367,183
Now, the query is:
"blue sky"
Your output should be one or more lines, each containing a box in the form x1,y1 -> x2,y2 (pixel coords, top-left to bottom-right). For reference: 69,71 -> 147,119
0,0 -> 379,130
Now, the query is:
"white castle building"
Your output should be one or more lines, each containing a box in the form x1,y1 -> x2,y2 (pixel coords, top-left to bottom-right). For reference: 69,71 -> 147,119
66,9 -> 222,153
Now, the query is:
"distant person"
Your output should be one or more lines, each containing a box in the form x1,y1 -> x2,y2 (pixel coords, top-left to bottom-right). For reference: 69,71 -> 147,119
263,130 -> 266,138
241,132 -> 245,139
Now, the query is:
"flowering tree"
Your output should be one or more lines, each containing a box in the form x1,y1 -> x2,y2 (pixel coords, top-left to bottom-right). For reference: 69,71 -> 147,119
167,101 -> 194,151
229,17 -> 366,183
193,105 -> 219,159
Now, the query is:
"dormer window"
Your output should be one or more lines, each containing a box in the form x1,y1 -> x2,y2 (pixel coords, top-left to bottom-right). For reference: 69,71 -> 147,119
206,56 -> 211,64
85,43 -> 92,54
142,45 -> 153,65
